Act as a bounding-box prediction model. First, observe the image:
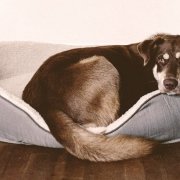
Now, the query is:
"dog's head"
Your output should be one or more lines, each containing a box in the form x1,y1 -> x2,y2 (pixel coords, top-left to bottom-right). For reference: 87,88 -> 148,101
138,34 -> 180,94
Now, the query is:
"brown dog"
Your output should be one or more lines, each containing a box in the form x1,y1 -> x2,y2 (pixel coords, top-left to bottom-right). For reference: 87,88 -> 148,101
22,34 -> 180,161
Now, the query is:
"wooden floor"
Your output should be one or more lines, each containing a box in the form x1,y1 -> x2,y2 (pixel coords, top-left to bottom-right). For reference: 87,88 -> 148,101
0,142 -> 179,180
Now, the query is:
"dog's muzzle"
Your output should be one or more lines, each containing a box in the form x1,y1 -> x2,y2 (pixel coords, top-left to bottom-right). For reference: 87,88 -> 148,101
163,78 -> 178,91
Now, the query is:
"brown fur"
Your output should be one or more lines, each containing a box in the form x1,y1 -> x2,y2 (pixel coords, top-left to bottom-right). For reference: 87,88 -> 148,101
22,37 -> 162,161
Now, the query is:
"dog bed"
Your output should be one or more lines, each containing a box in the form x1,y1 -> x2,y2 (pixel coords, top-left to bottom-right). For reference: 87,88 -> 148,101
0,42 -> 180,148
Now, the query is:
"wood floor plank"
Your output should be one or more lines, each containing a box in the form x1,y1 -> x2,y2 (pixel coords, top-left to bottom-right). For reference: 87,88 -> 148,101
51,151 -> 72,180
83,161 -> 125,180
160,145 -> 180,180
142,154 -> 167,180
21,154 -> 55,180
21,149 -> 60,180
0,144 -> 14,176
0,145 -> 33,180
55,154 -> 87,180
123,159 -> 145,180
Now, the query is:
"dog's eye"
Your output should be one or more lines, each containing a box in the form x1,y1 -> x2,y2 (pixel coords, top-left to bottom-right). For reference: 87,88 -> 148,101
157,56 -> 168,65
158,58 -> 166,64
157,53 -> 169,65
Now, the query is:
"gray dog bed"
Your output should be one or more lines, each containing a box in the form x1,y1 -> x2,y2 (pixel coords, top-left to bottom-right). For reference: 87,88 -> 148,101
0,42 -> 180,148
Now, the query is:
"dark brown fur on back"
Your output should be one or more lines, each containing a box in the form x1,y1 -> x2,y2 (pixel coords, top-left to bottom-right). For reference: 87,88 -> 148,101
22,43 -> 158,161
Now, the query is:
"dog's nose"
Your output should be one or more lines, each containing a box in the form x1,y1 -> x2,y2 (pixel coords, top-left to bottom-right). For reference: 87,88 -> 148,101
163,79 -> 178,90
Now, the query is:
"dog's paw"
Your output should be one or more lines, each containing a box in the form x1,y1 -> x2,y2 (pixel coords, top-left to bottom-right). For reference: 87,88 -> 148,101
86,126 -> 107,134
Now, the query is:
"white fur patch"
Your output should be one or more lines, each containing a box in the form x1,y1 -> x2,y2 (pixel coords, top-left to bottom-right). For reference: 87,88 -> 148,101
163,53 -> 169,60
86,126 -> 106,134
176,52 -> 180,59
79,56 -> 99,64
153,65 -> 166,91
153,65 -> 158,81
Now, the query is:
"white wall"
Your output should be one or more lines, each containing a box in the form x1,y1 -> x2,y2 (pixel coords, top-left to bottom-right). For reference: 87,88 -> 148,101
0,0 -> 179,45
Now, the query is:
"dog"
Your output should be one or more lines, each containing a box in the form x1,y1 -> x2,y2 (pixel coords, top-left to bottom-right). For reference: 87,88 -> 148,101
22,34 -> 180,161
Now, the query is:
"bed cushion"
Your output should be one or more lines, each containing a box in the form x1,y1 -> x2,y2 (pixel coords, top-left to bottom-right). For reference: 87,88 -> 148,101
0,88 -> 61,148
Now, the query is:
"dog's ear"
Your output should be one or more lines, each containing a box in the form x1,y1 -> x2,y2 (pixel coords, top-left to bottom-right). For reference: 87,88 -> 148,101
137,37 -> 164,66
137,40 -> 153,66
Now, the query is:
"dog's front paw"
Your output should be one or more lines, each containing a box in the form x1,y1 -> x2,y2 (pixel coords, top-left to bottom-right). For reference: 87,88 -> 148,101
86,126 -> 107,134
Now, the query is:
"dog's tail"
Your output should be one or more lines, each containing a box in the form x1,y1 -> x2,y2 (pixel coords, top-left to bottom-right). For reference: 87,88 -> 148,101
45,110 -> 158,162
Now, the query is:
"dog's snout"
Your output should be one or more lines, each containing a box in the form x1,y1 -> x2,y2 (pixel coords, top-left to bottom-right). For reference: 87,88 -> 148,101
163,79 -> 178,90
